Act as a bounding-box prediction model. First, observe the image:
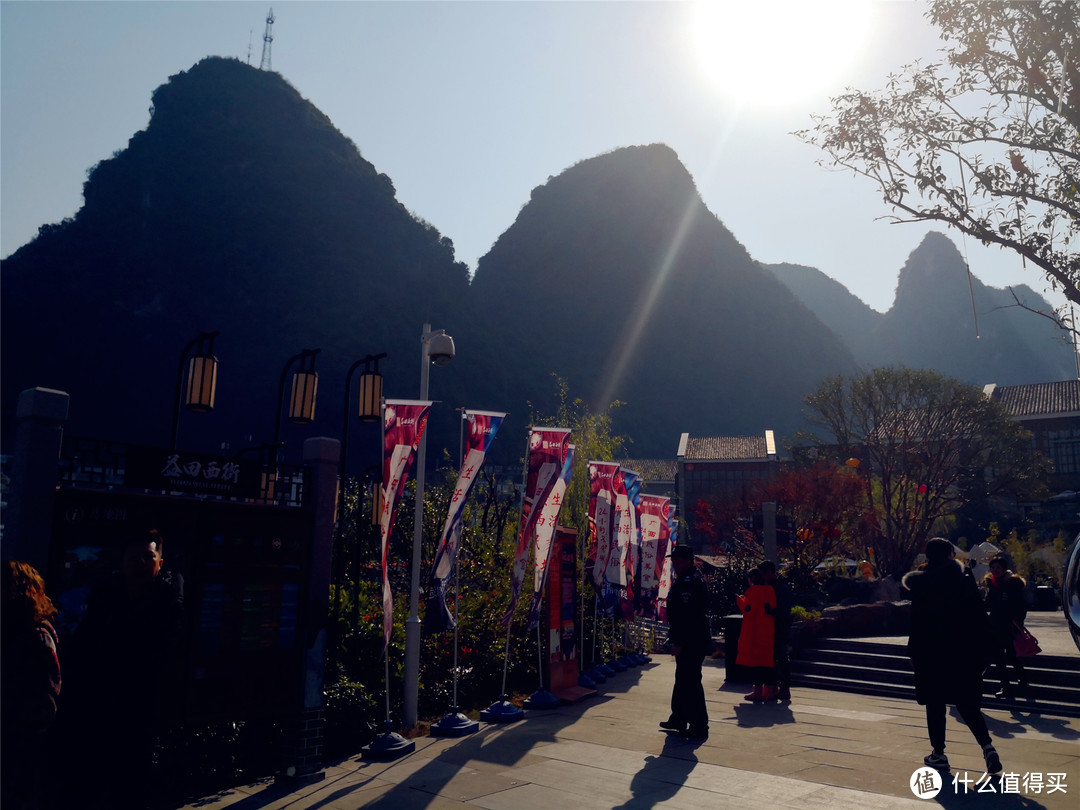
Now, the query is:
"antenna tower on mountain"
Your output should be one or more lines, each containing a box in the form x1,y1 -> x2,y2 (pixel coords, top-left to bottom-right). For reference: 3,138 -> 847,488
259,8 -> 275,71
247,29 -> 254,65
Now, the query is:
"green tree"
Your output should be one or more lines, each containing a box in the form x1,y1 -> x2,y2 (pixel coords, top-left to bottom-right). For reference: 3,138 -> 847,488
797,0 -> 1079,325
801,367 -> 1049,576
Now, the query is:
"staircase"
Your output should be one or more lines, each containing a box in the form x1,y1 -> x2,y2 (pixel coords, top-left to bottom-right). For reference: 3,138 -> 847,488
790,638 -> 1080,718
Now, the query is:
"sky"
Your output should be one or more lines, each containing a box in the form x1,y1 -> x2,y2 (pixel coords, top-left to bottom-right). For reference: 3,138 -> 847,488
0,0 -> 1068,315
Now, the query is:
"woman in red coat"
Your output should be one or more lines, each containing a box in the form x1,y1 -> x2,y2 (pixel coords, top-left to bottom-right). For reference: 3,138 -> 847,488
736,569 -> 776,701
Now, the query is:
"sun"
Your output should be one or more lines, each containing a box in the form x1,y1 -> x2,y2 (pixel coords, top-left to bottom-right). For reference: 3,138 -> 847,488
691,0 -> 873,108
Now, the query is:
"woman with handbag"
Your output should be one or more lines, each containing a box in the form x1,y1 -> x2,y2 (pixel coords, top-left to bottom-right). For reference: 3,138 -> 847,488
984,555 -> 1029,698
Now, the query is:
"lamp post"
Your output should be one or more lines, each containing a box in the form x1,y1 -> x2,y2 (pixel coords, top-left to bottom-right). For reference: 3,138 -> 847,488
404,324 -> 454,728
340,353 -> 387,488
170,330 -> 219,450
273,348 -> 321,463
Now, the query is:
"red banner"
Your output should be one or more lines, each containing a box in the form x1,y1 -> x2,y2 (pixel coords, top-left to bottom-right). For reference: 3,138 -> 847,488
504,427 -> 571,625
587,461 -> 620,588
379,400 -> 430,652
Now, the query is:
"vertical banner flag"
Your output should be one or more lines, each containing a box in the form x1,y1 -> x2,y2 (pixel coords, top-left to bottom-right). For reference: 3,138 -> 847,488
587,462 -> 620,588
656,505 -> 677,623
637,495 -> 670,617
527,444 -> 576,630
379,400 -> 431,652
426,410 -> 506,632
605,469 -> 639,587
504,427 -> 571,626
619,469 -> 642,619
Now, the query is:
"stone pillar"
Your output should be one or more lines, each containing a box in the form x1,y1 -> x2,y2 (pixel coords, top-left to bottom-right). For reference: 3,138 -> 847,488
279,436 -> 339,783
763,501 -> 777,563
3,388 -> 69,572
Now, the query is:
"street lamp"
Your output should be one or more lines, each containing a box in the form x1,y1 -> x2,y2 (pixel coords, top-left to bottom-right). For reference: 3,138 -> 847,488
170,330 -> 219,450
340,353 -> 387,488
273,348 -> 321,461
404,324 -> 454,728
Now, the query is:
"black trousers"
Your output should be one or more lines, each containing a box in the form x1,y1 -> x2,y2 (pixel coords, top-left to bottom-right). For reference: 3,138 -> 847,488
669,649 -> 708,731
925,699 -> 992,752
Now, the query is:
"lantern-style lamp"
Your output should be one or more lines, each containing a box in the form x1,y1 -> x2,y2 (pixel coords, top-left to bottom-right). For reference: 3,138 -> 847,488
845,457 -> 861,469
171,330 -> 220,450
357,355 -> 385,422
289,353 -> 319,424
272,348 -> 321,462
340,353 -> 388,502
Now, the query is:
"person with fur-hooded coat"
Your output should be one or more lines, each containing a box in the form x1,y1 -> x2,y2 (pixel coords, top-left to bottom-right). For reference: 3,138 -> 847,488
902,538 -> 1000,774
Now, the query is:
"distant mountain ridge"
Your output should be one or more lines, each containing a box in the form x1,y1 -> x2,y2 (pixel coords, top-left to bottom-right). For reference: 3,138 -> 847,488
2,57 -> 1071,469
768,234 -> 1073,385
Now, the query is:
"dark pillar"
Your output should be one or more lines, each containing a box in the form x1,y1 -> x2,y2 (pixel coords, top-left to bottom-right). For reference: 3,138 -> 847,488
3,387 -> 69,571
280,436 -> 339,783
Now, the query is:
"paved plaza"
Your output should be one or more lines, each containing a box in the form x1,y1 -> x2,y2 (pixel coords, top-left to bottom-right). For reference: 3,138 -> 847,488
180,613 -> 1078,810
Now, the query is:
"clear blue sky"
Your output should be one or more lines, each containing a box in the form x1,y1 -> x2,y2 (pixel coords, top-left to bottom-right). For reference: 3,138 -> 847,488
1,1 -> 1065,314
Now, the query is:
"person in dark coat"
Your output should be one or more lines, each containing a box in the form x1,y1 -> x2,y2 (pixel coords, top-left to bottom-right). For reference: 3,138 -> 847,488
659,544 -> 711,740
902,538 -> 1000,774
1,560 -> 61,810
60,531 -> 184,809
983,555 -> 1028,698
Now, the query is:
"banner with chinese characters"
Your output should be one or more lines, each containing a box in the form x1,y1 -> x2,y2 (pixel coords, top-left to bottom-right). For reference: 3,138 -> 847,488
504,427 -> 571,626
587,461 -> 620,588
425,410 -> 506,632
605,468 -> 637,587
379,400 -> 431,651
656,505 -> 677,623
527,444 -> 575,630
636,495 -> 670,618
618,469 -> 642,619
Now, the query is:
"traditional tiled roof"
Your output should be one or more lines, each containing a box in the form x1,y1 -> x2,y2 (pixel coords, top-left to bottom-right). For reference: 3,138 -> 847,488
683,435 -> 771,461
620,458 -> 677,482
988,380 -> 1080,418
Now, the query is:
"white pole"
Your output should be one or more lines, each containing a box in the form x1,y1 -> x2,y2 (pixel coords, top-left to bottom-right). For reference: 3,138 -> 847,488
404,324 -> 432,728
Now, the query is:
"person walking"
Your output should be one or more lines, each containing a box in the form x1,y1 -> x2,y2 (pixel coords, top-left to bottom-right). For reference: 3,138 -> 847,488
658,544 -> 711,740
903,537 -> 1001,774
758,560 -> 792,700
736,568 -> 776,702
1,561 -> 62,810
983,554 -> 1028,698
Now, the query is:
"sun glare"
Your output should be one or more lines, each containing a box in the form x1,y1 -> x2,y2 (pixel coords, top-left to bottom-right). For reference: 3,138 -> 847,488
691,1 -> 873,108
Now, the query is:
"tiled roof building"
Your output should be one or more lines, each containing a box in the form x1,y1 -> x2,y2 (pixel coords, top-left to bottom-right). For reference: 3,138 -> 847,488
986,379 -> 1080,493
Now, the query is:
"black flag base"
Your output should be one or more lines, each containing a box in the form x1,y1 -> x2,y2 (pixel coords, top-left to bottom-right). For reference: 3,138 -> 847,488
430,710 -> 480,737
523,688 -> 561,710
618,654 -> 639,668
608,657 -> 627,672
360,720 -> 416,760
480,694 -> 524,723
578,671 -> 598,689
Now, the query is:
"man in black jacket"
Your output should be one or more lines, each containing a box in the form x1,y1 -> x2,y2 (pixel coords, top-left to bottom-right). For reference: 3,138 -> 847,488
659,544 -> 711,740
903,538 -> 1000,775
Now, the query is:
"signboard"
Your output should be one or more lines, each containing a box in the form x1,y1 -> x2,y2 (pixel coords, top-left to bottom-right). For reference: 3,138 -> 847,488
546,527 -> 595,703
125,446 -> 263,499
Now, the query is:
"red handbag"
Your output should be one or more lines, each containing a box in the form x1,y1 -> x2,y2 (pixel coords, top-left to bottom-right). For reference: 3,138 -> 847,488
1013,622 -> 1041,658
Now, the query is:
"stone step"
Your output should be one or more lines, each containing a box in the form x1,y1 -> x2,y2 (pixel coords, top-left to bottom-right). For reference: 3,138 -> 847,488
791,639 -> 1080,718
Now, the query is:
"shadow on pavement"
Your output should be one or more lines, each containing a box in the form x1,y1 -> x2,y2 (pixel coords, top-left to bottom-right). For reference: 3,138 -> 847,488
611,734 -> 700,810
971,708 -> 1080,742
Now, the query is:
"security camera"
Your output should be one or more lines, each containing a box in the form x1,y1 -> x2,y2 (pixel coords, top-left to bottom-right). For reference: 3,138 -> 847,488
428,333 -> 455,366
